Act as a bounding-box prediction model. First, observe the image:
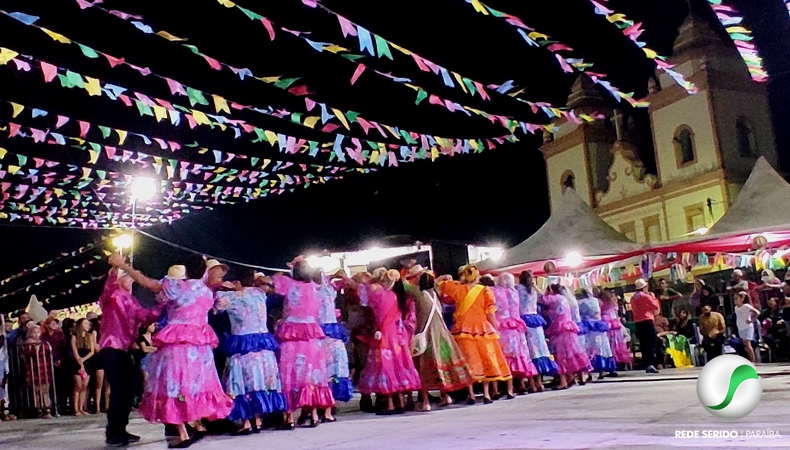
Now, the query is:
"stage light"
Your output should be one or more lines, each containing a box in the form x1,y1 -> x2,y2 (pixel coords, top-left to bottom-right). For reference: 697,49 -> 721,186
490,247 -> 503,261
565,251 -> 583,268
112,234 -> 133,250
130,177 -> 157,201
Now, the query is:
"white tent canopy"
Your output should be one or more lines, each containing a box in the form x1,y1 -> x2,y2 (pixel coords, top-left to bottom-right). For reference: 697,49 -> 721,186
707,156 -> 790,236
479,189 -> 639,272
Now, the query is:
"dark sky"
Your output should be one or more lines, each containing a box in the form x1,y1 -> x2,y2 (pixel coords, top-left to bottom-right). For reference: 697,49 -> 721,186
0,0 -> 788,314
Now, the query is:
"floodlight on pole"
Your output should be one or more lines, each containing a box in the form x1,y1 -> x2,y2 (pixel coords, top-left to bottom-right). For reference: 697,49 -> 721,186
565,251 -> 583,268
112,234 -> 133,251
128,177 -> 157,265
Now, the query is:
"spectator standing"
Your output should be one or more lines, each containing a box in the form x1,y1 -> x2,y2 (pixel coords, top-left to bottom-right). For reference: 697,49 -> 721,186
41,317 -> 69,414
630,279 -> 661,374
658,278 -> 682,320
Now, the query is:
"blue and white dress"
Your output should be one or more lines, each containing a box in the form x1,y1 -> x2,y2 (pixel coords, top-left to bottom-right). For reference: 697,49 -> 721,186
517,284 -> 558,375
578,296 -> 617,373
317,282 -> 353,402
215,287 -> 287,421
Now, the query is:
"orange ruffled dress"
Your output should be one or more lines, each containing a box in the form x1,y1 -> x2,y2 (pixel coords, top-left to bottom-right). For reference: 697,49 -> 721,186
440,282 -> 511,382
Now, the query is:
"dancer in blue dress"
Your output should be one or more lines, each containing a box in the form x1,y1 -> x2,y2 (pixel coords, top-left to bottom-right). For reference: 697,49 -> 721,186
517,271 -> 557,391
577,289 -> 617,381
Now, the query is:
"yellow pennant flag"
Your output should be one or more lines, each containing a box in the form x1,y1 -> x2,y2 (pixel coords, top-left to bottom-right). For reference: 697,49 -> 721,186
331,108 -> 350,130
431,148 -> 439,161
264,130 -> 278,146
116,129 -> 127,145
215,167 -> 227,173
10,102 -> 24,118
369,150 -> 379,163
41,28 -> 71,44
191,109 -> 210,125
257,76 -> 280,83
166,165 -> 174,179
303,116 -> 320,128
153,105 -> 168,122
88,150 -> 99,164
383,125 -> 399,139
84,76 -> 101,96
322,44 -> 347,53
81,168 -> 91,179
212,95 -> 230,114
216,123 -> 227,131
0,48 -> 18,65
217,0 -> 235,7
388,42 -> 410,55
8,165 -> 20,175
0,147 -> 6,159
606,14 -> 627,24
261,159 -> 271,169
453,73 -> 468,93
726,26 -> 750,34
54,188 -> 64,197
528,31 -> 548,41
157,31 -> 186,41
198,147 -> 208,154
642,48 -> 658,59
470,0 -> 488,14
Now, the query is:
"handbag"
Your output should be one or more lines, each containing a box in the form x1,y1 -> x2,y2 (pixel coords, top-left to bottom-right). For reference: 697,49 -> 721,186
411,291 -> 440,357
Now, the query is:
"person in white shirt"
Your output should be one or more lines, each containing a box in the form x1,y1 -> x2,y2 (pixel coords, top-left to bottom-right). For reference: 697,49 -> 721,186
733,292 -> 761,363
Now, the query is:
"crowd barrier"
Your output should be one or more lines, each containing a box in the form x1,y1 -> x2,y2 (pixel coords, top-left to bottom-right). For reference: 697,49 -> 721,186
7,342 -> 60,417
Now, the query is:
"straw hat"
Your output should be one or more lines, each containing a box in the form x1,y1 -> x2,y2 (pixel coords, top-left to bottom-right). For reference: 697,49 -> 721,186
732,269 -> 744,277
634,278 -> 648,290
167,265 -> 187,280
405,264 -> 427,280
205,259 -> 229,272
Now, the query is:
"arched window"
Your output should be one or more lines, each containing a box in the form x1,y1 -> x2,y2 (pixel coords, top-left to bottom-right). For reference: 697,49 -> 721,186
561,170 -> 575,193
673,125 -> 696,167
736,118 -> 758,157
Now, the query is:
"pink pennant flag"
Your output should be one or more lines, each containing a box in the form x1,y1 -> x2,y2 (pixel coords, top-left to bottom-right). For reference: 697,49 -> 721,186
8,122 -> 21,138
547,43 -> 573,52
371,121 -> 387,138
12,59 -> 30,72
230,102 -> 246,110
411,54 -> 430,72
421,59 -> 441,75
75,0 -> 95,10
153,138 -> 167,149
388,151 -> 398,167
356,117 -> 372,135
203,172 -> 212,181
104,146 -> 116,159
288,85 -> 311,96
428,95 -> 443,106
103,53 -> 125,68
337,15 -> 358,37
78,121 -> 90,138
444,100 -> 456,112
55,115 -> 69,129
185,114 -> 197,129
14,185 -> 28,199
40,61 -> 57,83
350,64 -> 366,85
474,82 -> 490,100
155,99 -> 174,110
321,123 -> 341,133
34,158 -> 44,168
122,150 -> 133,162
45,161 -> 58,168
165,78 -> 187,96
33,216 -> 43,225
555,55 -> 574,74
1,183 -> 9,192
202,54 -> 222,71
129,64 -> 151,76
260,18 -> 275,41
31,128 -> 48,143
118,94 -> 133,107
305,98 -> 316,111
168,141 -> 180,151
43,176 -> 53,184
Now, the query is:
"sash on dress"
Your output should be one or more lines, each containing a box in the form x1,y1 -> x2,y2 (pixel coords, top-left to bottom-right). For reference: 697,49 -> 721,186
455,285 -> 485,318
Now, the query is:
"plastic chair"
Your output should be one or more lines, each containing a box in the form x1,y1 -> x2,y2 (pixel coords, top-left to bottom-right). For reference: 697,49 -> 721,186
690,323 -> 707,366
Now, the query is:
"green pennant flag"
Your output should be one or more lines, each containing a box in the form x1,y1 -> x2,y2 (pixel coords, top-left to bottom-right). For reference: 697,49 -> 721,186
462,78 -> 476,96
344,110 -> 359,123
251,157 -> 259,166
237,5 -> 263,20
89,142 -> 102,152
373,35 -> 393,60
399,130 -> 417,144
77,44 -> 99,58
59,200 -> 67,207
308,141 -> 319,156
252,128 -> 266,143
366,140 -> 378,149
273,78 -> 299,89
17,154 -> 27,166
173,104 -> 192,113
168,159 -> 177,169
66,70 -> 85,88
95,170 -> 106,179
290,112 -> 302,124
186,87 -> 209,106
98,126 -> 111,138
133,99 -> 154,117
341,54 -> 364,61
182,44 -> 201,54
415,89 -> 427,105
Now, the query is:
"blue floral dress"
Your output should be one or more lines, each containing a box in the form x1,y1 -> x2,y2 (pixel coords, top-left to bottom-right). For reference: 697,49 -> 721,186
317,283 -> 353,401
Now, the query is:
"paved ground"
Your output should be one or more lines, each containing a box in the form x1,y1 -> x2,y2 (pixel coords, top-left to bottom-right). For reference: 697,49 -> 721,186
2,364 -> 790,450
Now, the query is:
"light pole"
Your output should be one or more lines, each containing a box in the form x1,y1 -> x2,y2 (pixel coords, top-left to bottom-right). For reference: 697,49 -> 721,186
112,233 -> 133,257
129,177 -> 157,265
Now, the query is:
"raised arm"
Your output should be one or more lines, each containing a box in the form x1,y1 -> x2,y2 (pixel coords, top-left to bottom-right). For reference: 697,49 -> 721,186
108,253 -> 162,294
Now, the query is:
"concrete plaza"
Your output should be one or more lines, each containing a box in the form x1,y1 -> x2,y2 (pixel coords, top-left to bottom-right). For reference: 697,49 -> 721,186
1,364 -> 789,450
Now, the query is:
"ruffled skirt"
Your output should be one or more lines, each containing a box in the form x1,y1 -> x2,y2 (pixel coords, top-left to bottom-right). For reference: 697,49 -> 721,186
358,329 -> 422,395
602,317 -> 633,364
140,344 -> 233,424
224,349 -> 286,420
524,321 -> 557,375
413,316 -> 472,392
278,339 -> 335,412
498,328 -> 538,377
323,336 -> 353,402
548,332 -> 592,375
454,333 -> 511,382
582,330 -> 616,373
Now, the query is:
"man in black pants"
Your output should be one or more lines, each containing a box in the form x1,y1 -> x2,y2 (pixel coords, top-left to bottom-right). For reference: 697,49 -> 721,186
100,258 -> 153,447
631,279 -> 661,374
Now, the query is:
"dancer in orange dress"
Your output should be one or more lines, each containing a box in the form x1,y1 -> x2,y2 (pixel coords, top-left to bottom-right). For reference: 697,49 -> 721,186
436,265 -> 511,404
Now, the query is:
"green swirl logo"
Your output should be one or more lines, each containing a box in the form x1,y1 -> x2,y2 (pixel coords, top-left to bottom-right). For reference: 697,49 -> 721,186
697,355 -> 762,419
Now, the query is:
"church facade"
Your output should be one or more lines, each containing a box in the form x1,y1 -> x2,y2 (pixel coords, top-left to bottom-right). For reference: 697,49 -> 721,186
539,9 -> 778,244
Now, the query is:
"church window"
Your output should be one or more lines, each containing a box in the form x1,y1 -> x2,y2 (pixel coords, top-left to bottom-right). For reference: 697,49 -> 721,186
561,170 -> 575,193
643,215 -> 662,243
685,204 -> 706,234
736,118 -> 758,158
673,126 -> 696,167
619,222 -> 636,242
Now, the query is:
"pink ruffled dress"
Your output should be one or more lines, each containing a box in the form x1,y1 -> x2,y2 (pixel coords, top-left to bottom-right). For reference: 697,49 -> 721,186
542,293 -> 592,375
493,286 -> 538,377
600,300 -> 633,364
273,275 -> 335,412
140,278 -> 233,424
357,284 -> 421,395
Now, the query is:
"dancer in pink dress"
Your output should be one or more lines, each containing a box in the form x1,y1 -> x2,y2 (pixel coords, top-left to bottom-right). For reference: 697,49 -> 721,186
600,288 -> 633,371
492,273 -> 538,398
357,269 -> 421,415
540,284 -> 591,390
273,257 -> 334,428
109,254 -> 232,448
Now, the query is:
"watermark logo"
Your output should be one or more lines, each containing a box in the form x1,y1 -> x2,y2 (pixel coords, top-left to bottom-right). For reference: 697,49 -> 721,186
697,355 -> 762,419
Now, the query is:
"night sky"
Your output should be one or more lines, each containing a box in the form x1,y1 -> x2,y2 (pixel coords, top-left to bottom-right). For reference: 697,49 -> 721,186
0,0 -> 788,314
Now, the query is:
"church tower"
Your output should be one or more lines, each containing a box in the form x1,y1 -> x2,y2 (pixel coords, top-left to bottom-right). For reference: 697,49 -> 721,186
539,3 -> 778,243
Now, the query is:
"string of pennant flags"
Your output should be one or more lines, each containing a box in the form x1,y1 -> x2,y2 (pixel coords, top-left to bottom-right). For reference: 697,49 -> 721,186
586,0 -> 697,94
0,255 -> 102,300
0,238 -> 105,286
706,0 -> 767,82
50,4 -> 535,149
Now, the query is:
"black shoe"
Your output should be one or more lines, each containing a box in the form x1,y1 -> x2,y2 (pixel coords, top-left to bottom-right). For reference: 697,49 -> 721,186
375,409 -> 396,416
124,432 -> 141,443
308,417 -> 319,428
168,439 -> 193,449
231,427 -> 252,436
106,436 -> 129,447
505,394 -> 515,400
605,372 -> 618,378
646,366 -> 660,374
483,398 -> 493,404
466,398 -> 475,405
393,407 -> 405,415
296,413 -> 309,427
276,422 -> 294,431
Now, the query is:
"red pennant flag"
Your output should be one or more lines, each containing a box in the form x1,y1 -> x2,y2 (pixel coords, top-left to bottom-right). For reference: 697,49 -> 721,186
78,121 -> 90,138
261,18 -> 275,41
350,64 -> 366,85
40,61 -> 57,83
103,53 -> 125,68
